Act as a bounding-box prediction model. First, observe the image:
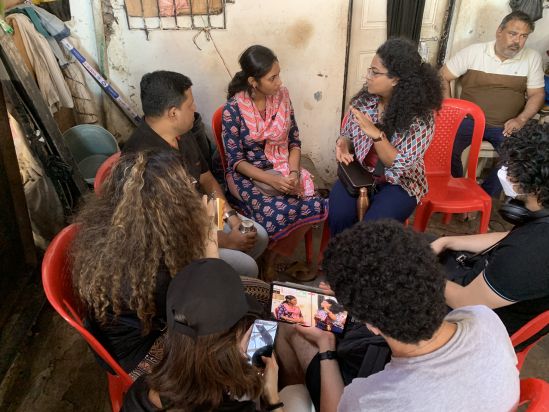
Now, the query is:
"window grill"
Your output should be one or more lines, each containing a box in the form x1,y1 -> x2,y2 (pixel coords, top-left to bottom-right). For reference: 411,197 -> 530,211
123,0 -> 233,37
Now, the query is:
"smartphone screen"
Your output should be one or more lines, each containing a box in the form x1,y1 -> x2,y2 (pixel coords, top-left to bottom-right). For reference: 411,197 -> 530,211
270,282 -> 349,334
246,319 -> 278,367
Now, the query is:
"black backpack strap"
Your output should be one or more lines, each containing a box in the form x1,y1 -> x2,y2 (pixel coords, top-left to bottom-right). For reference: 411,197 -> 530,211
357,342 -> 392,378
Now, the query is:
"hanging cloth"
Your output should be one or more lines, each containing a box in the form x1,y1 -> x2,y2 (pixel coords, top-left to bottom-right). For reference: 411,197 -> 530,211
387,0 -> 426,44
509,0 -> 544,21
61,37 -> 99,124
6,5 -> 70,67
5,13 -> 74,114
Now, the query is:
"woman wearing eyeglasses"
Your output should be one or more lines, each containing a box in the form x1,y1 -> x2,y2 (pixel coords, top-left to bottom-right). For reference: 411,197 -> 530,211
329,37 -> 443,235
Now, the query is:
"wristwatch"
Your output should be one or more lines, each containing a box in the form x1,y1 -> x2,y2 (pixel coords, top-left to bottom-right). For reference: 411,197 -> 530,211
223,209 -> 237,222
266,402 -> 284,411
318,350 -> 338,361
372,131 -> 384,142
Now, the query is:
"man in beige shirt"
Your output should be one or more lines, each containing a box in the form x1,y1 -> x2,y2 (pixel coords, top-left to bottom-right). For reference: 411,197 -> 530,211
440,11 -> 544,196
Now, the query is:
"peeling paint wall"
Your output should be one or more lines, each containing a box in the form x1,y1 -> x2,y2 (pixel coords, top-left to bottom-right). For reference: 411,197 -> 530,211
447,0 -> 549,69
72,0 -> 350,182
67,0 -> 104,124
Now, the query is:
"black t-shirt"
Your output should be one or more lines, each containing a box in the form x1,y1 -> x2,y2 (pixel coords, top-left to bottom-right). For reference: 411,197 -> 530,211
466,219 -> 549,336
121,375 -> 258,412
122,120 -> 209,192
86,268 -> 171,372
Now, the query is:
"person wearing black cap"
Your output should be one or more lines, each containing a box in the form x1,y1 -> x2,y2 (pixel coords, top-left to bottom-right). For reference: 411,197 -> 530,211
121,258 -> 284,412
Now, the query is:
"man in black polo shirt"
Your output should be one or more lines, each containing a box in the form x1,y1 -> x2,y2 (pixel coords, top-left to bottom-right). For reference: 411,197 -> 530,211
432,122 -> 549,337
123,71 -> 268,276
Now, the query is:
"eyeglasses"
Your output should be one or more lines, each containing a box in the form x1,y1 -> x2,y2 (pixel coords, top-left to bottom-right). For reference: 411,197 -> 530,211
367,67 -> 389,78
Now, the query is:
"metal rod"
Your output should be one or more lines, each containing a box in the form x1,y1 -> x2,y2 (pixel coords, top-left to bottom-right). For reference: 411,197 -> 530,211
60,39 -> 141,125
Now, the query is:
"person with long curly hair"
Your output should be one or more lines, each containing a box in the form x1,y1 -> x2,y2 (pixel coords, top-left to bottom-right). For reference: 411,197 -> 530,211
432,122 -> 549,337
329,37 -> 442,235
71,150 -> 214,380
121,258 -> 283,412
282,220 -> 518,412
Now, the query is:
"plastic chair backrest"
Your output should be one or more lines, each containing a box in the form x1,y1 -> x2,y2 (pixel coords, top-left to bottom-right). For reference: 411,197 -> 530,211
94,152 -> 122,194
424,98 -> 485,179
211,105 -> 227,172
511,310 -> 549,370
42,224 -> 133,410
519,378 -> 549,411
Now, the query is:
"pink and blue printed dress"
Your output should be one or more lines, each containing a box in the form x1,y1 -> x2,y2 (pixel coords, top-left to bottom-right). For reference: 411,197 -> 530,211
222,95 -> 328,241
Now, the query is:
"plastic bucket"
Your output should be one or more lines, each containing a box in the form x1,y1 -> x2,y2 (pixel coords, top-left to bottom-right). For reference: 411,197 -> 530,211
63,124 -> 119,183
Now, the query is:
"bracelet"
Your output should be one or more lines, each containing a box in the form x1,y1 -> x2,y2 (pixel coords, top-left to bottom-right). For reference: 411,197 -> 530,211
223,209 -> 237,222
318,350 -> 338,361
289,170 -> 300,177
266,402 -> 284,411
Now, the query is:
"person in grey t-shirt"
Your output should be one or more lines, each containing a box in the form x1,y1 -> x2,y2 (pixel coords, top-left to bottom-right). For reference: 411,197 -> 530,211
291,220 -> 519,412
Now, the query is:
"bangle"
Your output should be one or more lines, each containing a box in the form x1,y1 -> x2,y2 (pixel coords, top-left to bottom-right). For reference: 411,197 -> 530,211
289,170 -> 300,177
318,350 -> 338,361
223,209 -> 237,222
266,402 -> 284,411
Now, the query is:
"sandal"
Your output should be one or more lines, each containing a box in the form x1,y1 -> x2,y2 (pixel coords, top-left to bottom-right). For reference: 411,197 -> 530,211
458,212 -> 478,222
283,261 -> 317,282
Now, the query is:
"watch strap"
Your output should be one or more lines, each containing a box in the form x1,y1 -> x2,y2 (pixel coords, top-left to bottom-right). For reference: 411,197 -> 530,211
318,350 -> 338,361
372,131 -> 384,142
266,402 -> 284,411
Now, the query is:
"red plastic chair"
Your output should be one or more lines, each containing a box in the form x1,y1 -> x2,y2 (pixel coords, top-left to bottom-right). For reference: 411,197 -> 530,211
93,152 -> 121,195
413,98 -> 492,233
511,310 -> 549,370
519,378 -> 549,411
212,105 -> 315,264
42,224 -> 132,412
212,105 -> 228,172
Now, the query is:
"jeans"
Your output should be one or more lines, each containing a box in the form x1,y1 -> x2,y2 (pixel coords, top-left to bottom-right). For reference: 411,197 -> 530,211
328,179 -> 417,236
450,117 -> 504,197
218,214 -> 268,277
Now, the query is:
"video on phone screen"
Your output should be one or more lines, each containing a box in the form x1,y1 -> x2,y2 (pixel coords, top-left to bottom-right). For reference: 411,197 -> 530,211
246,320 -> 278,367
270,285 -> 348,333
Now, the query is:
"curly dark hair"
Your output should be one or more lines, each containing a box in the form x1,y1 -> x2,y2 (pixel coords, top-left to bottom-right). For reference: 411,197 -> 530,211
351,37 -> 443,137
500,122 -> 549,208
71,150 -> 209,332
324,220 -> 447,344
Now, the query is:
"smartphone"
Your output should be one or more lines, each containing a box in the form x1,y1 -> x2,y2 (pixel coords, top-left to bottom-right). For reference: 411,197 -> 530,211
270,281 -> 349,334
246,319 -> 278,368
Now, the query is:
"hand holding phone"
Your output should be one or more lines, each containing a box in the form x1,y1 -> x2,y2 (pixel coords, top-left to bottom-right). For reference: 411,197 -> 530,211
246,320 -> 278,368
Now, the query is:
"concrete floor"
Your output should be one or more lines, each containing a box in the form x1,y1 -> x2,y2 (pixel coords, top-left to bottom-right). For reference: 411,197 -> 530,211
1,204 -> 548,411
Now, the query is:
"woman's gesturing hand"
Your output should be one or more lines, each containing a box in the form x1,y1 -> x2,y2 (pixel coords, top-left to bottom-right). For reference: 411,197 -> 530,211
350,107 -> 379,138
336,137 -> 354,165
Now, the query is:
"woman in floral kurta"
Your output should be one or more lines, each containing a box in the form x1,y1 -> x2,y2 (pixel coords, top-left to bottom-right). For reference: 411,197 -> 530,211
222,95 -> 327,241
